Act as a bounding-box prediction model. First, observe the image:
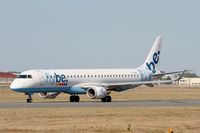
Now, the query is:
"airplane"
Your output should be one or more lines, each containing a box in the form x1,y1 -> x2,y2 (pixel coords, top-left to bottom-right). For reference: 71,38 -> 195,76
10,36 -> 186,103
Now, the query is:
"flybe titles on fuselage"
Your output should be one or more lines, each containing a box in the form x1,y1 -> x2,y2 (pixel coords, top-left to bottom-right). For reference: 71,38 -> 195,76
54,73 -> 68,86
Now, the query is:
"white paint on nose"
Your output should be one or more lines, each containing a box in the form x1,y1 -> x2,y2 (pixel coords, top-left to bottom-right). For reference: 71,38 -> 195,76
10,79 -> 25,91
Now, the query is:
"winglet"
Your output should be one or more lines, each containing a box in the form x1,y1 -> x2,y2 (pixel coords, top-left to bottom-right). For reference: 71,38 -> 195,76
174,69 -> 187,81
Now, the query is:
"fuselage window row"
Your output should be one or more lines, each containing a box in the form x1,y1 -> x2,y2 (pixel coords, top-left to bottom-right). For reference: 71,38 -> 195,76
63,74 -> 139,79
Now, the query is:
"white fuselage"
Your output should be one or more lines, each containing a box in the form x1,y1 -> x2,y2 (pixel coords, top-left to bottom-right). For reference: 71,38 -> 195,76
10,68 -> 152,94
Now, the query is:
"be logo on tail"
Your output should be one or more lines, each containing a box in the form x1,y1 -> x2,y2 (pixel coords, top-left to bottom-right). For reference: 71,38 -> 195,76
146,51 -> 160,73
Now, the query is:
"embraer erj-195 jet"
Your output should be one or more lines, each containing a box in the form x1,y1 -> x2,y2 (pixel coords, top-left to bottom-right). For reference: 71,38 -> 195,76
10,36 -> 185,103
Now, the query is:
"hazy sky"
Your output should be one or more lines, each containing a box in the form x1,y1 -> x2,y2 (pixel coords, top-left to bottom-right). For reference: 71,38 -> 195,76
0,0 -> 199,74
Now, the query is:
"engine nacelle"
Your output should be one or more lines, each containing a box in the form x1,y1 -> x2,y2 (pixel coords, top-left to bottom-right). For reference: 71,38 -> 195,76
86,87 -> 107,99
39,92 -> 60,99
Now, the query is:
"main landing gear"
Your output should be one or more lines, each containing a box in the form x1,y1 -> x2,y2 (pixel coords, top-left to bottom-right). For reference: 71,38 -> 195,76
26,93 -> 33,103
101,95 -> 112,102
69,95 -> 80,102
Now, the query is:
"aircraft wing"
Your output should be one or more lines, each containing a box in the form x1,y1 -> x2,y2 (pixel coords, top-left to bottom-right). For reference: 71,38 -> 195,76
152,69 -> 191,79
105,69 -> 186,86
81,70 -> 186,91
81,79 -> 175,92
102,80 -> 172,87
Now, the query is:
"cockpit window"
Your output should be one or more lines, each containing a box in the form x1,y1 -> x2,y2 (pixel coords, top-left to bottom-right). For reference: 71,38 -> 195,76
18,75 -> 27,78
18,75 -> 32,79
28,75 -> 32,78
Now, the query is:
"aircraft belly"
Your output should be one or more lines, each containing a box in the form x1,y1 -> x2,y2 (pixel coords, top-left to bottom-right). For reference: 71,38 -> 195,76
14,86 -> 86,94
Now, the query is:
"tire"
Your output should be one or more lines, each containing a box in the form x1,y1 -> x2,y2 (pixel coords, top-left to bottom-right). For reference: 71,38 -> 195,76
101,97 -> 106,102
27,99 -> 32,103
70,96 -> 74,102
75,96 -> 80,102
106,96 -> 112,102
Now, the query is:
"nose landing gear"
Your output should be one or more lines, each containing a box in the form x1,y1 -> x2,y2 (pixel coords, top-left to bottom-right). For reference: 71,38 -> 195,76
26,93 -> 33,103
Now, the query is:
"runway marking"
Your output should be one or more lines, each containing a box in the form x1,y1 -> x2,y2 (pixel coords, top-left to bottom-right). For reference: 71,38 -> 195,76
1,100 -> 200,108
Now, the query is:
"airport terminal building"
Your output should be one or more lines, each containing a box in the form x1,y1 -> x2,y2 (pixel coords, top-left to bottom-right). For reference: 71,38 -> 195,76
179,78 -> 200,87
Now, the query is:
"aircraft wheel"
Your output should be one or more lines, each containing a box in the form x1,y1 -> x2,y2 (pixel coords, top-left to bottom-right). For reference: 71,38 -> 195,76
101,98 -> 106,102
106,96 -> 112,102
74,96 -> 80,102
101,96 -> 112,102
27,98 -> 32,103
26,93 -> 33,103
101,97 -> 106,102
70,96 -> 74,102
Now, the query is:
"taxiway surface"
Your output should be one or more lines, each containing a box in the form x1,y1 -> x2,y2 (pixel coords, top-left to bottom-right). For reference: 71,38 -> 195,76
0,100 -> 200,108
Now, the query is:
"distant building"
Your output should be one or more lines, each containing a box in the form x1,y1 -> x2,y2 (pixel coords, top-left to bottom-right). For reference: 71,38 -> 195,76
179,78 -> 200,87
0,72 -> 17,83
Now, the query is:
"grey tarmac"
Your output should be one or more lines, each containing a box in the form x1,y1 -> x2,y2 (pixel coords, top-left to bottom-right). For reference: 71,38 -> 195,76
1,99 -> 200,108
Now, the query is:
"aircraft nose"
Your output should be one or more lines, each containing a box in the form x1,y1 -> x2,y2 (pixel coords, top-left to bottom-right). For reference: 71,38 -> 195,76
10,80 -> 22,91
10,80 -> 18,91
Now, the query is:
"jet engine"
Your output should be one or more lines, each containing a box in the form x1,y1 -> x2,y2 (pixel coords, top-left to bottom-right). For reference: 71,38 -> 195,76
39,92 -> 60,99
86,87 -> 107,99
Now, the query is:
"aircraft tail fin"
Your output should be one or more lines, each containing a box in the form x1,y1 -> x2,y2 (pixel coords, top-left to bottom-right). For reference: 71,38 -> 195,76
142,36 -> 163,74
